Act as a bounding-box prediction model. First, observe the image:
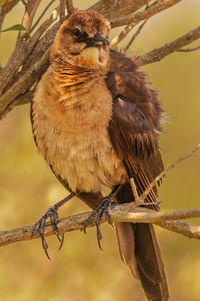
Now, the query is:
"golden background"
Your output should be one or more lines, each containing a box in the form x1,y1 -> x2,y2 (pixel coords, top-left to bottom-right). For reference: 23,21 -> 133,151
0,1 -> 200,300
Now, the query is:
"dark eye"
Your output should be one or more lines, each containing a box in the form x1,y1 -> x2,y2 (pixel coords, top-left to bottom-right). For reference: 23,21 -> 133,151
73,28 -> 81,38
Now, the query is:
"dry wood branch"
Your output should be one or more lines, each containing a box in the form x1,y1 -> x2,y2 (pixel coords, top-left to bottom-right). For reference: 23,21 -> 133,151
21,0 -> 41,33
90,0 -> 152,19
139,144 -> 200,202
111,23 -> 136,48
125,20 -> 147,50
130,177 -> 139,200
0,0 -> 20,32
30,0 -> 57,34
1,205 -> 200,248
135,25 -> 200,66
2,90 -> 33,119
0,0 -> 197,120
110,0 -> 182,28
0,49 -> 50,119
66,0 -> 75,16
178,45 -> 200,52
59,0 -> 66,24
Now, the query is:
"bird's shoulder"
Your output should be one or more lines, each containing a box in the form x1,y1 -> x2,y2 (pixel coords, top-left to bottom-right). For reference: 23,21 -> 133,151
107,49 -> 163,132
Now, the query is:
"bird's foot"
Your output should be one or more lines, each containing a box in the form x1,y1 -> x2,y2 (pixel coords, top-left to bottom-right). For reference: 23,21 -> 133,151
83,195 -> 115,250
32,192 -> 79,259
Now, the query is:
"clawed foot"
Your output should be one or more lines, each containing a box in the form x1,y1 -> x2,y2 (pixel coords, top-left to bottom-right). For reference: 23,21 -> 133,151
32,205 -> 64,260
83,196 -> 115,250
32,192 -> 79,259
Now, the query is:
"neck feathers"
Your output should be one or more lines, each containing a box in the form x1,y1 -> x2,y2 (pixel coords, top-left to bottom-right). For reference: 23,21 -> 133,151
52,57 -> 107,88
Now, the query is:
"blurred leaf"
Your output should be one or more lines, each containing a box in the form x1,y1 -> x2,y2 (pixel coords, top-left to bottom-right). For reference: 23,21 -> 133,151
1,24 -> 25,32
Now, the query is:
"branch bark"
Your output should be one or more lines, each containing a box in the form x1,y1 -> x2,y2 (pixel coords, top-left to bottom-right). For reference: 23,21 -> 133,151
135,25 -> 200,66
110,0 -> 182,28
1,205 -> 200,248
1,0 -> 199,120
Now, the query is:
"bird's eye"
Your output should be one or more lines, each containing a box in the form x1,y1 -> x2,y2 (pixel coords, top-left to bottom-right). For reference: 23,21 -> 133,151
73,28 -> 81,38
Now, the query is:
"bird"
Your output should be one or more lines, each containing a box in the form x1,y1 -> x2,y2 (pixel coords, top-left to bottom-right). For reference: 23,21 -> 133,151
31,10 -> 169,301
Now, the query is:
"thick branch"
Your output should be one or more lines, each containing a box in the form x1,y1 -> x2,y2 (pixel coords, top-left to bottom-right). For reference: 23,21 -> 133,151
110,0 -> 182,28
89,0 -> 152,19
135,25 -> 200,66
0,49 -> 50,119
1,205 -> 200,248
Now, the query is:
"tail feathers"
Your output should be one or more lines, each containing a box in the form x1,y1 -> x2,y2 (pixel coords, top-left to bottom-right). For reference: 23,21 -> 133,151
116,222 -> 169,301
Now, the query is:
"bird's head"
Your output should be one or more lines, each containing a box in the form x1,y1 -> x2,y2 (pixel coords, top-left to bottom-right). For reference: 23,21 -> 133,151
51,11 -> 111,71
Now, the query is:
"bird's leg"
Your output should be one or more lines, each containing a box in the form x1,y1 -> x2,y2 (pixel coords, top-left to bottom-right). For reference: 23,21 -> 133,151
32,191 -> 79,259
83,186 -> 120,250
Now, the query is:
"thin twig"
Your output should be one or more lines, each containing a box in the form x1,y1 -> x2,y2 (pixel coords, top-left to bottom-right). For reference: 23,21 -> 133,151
130,177 -> 139,200
30,0 -> 57,33
20,0 -> 41,37
125,20 -> 147,51
135,25 -> 200,66
111,3 -> 148,48
66,0 -> 75,16
111,23 -> 136,48
59,0 -> 66,24
177,45 -> 200,52
139,144 -> 200,202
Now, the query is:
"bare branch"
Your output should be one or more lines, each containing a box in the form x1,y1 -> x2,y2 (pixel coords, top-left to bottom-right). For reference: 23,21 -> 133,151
89,0 -> 152,19
0,49 -> 50,119
125,20 -> 147,50
30,0 -> 57,34
110,0 -> 182,28
139,144 -> 200,202
20,0 -> 41,35
130,177 -> 139,200
66,0 -> 75,16
0,90 -> 33,120
111,23 -> 136,48
0,0 -> 20,33
135,25 -> 200,66
178,45 -> 200,52
1,205 -> 200,248
59,0 -> 66,24
155,220 -> 200,240
111,3 -> 148,48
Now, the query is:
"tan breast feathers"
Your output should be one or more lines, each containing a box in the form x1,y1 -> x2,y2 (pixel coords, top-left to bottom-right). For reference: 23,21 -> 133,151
32,67 -> 128,193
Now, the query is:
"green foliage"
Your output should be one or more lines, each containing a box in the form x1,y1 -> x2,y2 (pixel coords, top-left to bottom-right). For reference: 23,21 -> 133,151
1,24 -> 25,33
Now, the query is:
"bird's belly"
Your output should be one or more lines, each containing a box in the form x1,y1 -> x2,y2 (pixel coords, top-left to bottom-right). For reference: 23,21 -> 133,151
42,126 -> 128,193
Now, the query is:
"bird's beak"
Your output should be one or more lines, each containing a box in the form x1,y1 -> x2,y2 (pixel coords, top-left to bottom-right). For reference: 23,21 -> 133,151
85,34 -> 110,48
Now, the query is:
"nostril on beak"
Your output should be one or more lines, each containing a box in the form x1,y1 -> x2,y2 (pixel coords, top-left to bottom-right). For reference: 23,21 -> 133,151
94,34 -> 110,46
85,34 -> 110,47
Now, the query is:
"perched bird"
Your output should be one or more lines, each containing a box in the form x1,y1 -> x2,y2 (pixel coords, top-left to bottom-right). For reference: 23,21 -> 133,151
31,11 -> 169,301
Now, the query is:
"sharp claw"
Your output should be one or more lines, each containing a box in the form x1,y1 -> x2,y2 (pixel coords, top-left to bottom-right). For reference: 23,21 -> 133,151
83,195 -> 115,250
58,234 -> 64,251
32,208 -> 61,259
44,248 -> 51,260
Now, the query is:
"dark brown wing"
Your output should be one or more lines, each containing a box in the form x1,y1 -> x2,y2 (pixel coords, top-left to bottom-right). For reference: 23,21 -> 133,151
106,50 -> 169,301
108,94 -> 163,207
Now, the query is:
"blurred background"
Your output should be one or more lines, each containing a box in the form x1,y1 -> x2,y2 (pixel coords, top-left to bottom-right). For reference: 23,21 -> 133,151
0,0 -> 200,300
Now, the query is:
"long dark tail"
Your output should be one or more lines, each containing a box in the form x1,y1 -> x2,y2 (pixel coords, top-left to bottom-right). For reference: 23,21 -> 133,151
116,186 -> 169,301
